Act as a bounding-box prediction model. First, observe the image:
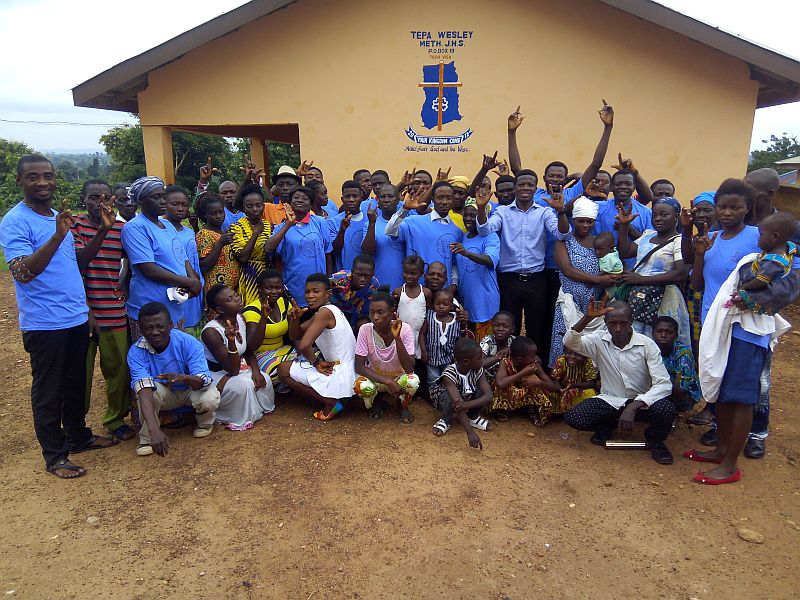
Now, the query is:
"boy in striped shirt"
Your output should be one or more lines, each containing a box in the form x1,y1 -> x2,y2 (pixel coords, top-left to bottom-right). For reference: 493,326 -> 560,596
72,179 -> 134,441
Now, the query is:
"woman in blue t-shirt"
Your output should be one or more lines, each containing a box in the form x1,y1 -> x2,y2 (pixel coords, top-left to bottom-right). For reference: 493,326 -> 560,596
684,179 -> 762,485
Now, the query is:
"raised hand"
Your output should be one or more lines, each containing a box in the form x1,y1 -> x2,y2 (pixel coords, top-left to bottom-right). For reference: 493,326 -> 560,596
200,156 -> 219,182
366,204 -> 377,224
508,105 -> 525,131
98,195 -> 116,230
586,295 -> 615,319
188,210 -> 199,231
403,188 -> 427,212
339,213 -> 352,231
617,203 -> 636,225
435,167 -> 452,183
611,152 -> 636,172
482,151 -> 500,171
283,204 -> 297,226
223,318 -> 238,343
586,179 -> 608,199
56,199 -> 75,237
390,316 -> 403,339
492,159 -> 509,177
220,230 -> 234,245
287,298 -> 308,322
692,223 -> 718,256
398,168 -> 416,190
476,184 -> 492,208
296,159 -> 314,179
598,99 -> 614,126
544,185 -> 565,212
680,207 -> 694,232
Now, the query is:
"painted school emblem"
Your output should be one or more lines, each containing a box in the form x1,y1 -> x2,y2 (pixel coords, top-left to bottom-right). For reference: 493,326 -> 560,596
405,60 -> 472,145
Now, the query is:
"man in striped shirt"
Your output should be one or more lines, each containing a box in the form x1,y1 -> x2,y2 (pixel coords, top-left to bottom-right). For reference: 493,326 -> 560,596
72,179 -> 134,441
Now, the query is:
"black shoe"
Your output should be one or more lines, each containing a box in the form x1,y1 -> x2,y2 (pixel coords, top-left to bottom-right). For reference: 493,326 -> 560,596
700,428 -> 718,447
744,437 -> 766,459
590,432 -> 612,446
649,441 -> 674,465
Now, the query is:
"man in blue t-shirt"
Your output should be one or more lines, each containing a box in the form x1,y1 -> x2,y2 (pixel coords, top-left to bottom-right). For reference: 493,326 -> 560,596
329,180 -> 367,272
385,181 -> 464,288
0,155 -> 118,478
361,183 -> 406,291
127,302 -> 219,457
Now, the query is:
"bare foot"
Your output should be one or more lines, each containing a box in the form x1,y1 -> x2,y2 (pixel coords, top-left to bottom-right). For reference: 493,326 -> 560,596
701,464 -> 739,479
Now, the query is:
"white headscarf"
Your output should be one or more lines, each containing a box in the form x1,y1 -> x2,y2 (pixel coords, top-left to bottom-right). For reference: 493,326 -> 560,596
571,196 -> 599,220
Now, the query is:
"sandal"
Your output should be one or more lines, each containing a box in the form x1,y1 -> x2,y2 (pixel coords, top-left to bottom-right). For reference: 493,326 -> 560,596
469,416 -> 491,431
313,400 -> 345,421
432,419 -> 450,436
494,410 -> 509,423
368,404 -> 386,420
686,413 -> 713,426
111,424 -> 136,441
46,458 -> 86,479
693,469 -> 741,485
400,407 -> 414,424
71,435 -> 120,454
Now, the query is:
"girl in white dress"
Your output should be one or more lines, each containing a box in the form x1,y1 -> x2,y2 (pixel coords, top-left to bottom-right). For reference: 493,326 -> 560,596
277,273 -> 357,420
200,285 -> 275,430
393,255 -> 431,358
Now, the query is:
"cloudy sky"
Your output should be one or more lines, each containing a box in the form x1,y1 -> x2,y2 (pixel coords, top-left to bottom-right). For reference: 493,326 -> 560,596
0,0 -> 798,153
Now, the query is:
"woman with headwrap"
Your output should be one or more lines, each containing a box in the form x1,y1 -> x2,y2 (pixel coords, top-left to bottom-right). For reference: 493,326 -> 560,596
617,196 -> 691,346
121,176 -> 201,340
549,197 -> 614,372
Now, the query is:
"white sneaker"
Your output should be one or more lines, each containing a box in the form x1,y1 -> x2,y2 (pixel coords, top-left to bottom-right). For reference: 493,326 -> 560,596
136,444 -> 153,456
193,426 -> 213,438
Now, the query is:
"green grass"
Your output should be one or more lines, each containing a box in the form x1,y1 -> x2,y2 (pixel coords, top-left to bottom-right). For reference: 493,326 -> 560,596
0,249 -> 7,272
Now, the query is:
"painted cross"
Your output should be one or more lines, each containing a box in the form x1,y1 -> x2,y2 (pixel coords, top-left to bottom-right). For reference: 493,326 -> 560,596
418,61 -> 463,131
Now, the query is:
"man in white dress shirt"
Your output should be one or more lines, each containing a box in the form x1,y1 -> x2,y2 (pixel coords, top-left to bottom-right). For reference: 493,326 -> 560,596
563,299 -> 676,464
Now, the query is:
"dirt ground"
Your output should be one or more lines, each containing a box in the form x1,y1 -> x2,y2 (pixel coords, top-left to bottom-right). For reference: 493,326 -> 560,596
0,271 -> 798,600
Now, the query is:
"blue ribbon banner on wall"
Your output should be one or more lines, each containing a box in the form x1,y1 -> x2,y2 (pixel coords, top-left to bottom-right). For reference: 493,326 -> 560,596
404,126 -> 473,145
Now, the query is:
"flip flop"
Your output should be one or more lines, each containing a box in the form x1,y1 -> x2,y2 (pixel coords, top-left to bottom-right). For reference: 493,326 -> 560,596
686,414 -> 713,426
313,400 -> 344,421
111,424 -> 136,441
682,450 -> 723,464
693,469 -> 741,485
399,407 -> 414,424
469,416 -> 491,431
71,435 -> 120,454
46,458 -> 86,479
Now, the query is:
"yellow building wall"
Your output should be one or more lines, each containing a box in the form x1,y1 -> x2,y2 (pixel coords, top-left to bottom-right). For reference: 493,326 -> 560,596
138,0 -> 758,201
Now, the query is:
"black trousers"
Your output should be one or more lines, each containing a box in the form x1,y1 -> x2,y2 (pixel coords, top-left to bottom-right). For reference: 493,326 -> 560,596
563,396 -> 677,442
22,322 -> 93,467
498,270 -> 554,365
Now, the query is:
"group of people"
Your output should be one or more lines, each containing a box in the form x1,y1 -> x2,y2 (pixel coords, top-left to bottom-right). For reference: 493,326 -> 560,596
3,101 -> 798,486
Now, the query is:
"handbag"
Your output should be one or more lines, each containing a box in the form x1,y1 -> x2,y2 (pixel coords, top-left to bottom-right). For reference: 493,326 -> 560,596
616,235 -> 679,326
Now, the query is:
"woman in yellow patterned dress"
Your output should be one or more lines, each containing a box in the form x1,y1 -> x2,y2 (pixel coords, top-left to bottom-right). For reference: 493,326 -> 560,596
195,191 -> 240,294
228,184 -> 274,306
